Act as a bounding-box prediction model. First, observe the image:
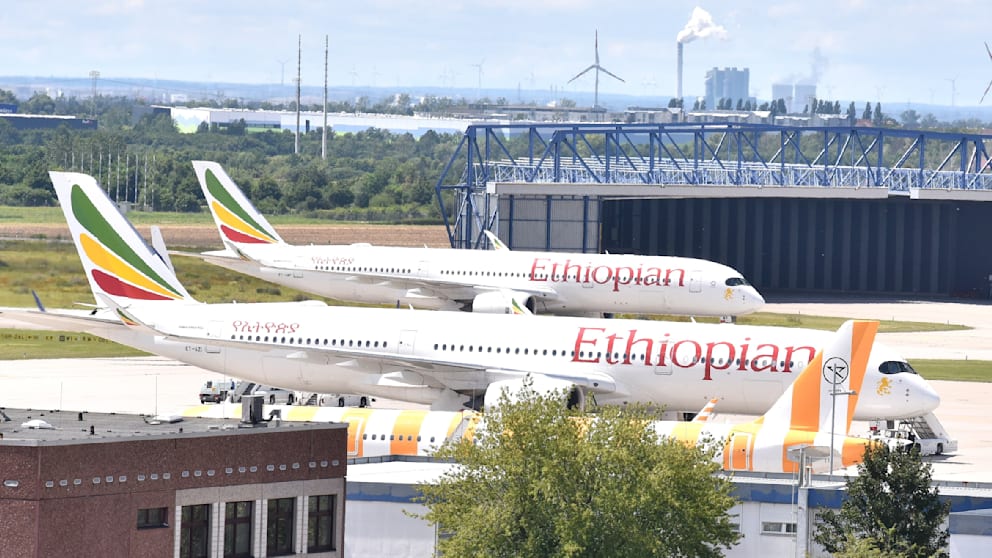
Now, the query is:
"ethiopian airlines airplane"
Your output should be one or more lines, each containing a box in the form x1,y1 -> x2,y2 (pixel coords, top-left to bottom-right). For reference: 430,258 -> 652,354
12,172 -> 937,421
190,160 -> 764,317
180,320 -> 888,473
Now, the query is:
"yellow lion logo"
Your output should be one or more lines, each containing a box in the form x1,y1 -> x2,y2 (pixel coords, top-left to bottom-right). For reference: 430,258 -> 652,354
723,287 -> 733,300
876,377 -> 892,396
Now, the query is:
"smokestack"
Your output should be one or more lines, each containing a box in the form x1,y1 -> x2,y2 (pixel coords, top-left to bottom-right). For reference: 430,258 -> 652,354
677,42 -> 684,106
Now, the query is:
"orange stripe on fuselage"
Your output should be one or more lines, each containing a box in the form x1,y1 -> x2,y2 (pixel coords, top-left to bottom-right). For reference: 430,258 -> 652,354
841,436 -> 874,468
340,408 -> 375,457
779,430 -> 818,474
391,410 -> 430,456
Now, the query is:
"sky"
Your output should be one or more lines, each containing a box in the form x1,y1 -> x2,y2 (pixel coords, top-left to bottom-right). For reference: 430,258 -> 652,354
2,0 -> 991,107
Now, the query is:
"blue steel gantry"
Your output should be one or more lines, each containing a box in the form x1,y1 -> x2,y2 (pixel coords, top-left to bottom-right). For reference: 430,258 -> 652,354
434,122 -> 992,249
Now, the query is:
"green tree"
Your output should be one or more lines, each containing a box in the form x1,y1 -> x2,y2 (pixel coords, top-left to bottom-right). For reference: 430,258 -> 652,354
0,88 -> 17,104
415,386 -> 741,558
813,444 -> 950,558
901,109 -> 921,128
863,102 -> 873,121
22,92 -> 56,114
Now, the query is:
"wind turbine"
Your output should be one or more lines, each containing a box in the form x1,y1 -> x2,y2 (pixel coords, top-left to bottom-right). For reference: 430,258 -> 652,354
567,30 -> 625,109
471,58 -> 485,100
982,42 -> 992,104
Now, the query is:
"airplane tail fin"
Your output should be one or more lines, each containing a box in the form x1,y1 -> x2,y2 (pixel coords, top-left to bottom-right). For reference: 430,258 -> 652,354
691,398 -> 720,423
49,171 -> 196,308
192,161 -> 285,247
759,320 -> 878,434
483,230 -> 510,251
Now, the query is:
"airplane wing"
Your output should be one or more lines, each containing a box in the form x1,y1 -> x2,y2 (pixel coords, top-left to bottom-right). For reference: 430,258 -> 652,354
177,246 -> 562,309
0,306 -> 127,333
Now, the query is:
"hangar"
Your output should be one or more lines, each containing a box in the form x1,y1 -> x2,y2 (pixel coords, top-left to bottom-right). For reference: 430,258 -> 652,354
435,123 -> 992,298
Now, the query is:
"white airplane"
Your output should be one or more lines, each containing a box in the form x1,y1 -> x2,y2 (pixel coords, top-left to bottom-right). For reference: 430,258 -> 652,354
9,171 -> 938,421
190,160 -> 765,317
182,320 -> 890,473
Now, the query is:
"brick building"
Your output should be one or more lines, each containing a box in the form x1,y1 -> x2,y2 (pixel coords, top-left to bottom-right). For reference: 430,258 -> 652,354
0,407 -> 346,557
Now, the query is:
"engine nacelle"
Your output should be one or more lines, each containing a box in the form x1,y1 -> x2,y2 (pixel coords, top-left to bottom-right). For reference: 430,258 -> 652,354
483,375 -> 585,412
470,290 -> 537,314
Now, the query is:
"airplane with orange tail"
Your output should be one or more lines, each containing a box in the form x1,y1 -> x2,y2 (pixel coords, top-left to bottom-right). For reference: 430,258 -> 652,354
651,319 -> 883,473
180,320 -> 884,473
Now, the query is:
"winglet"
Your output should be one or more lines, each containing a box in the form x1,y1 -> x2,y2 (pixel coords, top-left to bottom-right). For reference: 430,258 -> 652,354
149,225 -> 176,274
484,230 -> 510,251
192,161 -> 285,247
30,290 -> 46,312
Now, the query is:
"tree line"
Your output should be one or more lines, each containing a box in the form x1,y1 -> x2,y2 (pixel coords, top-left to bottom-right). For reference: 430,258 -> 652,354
0,89 -> 463,222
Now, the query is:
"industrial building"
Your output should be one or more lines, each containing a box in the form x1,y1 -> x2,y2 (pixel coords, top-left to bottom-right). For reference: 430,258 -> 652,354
437,122 -> 992,299
704,67 -> 751,110
0,405 -> 346,557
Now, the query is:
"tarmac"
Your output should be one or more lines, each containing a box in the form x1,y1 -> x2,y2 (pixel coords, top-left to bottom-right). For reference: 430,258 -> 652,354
2,297 -> 991,483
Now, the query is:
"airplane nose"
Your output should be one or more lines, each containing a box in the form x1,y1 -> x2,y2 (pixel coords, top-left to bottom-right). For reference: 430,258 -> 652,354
741,287 -> 765,312
916,378 -> 941,415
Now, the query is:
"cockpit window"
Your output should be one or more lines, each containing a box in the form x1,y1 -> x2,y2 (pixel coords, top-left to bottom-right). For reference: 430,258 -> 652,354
878,361 -> 917,375
725,277 -> 749,287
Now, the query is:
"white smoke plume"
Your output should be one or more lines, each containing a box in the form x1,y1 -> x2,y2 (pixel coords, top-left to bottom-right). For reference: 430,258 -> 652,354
676,7 -> 728,44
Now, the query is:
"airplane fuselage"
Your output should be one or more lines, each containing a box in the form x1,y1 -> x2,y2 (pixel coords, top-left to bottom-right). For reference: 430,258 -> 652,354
205,244 -> 764,317
115,302 -> 936,419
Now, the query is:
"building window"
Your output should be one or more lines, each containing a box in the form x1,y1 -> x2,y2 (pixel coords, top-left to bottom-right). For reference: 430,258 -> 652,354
224,501 -> 254,558
761,521 -> 797,535
308,495 -> 337,552
180,504 -> 211,558
136,507 -> 169,529
266,497 -> 295,556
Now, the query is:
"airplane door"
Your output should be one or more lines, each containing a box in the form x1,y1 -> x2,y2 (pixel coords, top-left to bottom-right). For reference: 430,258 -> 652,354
398,330 -> 417,354
653,360 -> 673,375
416,260 -> 428,278
343,413 -> 367,457
208,320 -> 224,339
689,270 -> 702,293
728,433 -> 752,471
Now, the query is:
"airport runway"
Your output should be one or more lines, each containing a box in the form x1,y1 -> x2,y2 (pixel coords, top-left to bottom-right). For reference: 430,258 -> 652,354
2,299 -> 991,482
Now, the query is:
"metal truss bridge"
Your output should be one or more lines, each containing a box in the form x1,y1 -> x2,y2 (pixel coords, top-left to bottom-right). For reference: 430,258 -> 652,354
434,122 -> 992,249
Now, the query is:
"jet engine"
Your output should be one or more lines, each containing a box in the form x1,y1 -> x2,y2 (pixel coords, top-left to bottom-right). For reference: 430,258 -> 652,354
470,290 -> 537,314
483,375 -> 586,411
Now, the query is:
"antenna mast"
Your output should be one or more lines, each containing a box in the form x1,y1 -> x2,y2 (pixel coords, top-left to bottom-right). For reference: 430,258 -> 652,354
322,34 -> 328,160
295,35 -> 301,155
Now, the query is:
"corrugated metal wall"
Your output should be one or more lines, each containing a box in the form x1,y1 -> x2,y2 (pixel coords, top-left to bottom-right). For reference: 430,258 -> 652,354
600,197 -> 992,298
498,195 -> 599,253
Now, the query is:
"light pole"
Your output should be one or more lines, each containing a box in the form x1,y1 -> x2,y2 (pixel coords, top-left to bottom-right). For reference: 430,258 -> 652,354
788,445 -> 831,558
829,387 -> 857,475
823,355 -> 856,475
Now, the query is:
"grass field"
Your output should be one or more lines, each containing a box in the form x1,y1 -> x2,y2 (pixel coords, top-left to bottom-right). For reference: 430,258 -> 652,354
0,205 -> 343,226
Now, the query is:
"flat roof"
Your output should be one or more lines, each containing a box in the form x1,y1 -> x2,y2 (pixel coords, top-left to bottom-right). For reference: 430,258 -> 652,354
0,407 -> 345,447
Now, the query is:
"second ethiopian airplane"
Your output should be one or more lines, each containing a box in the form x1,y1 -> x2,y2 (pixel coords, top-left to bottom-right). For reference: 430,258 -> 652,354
191,161 -> 764,317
